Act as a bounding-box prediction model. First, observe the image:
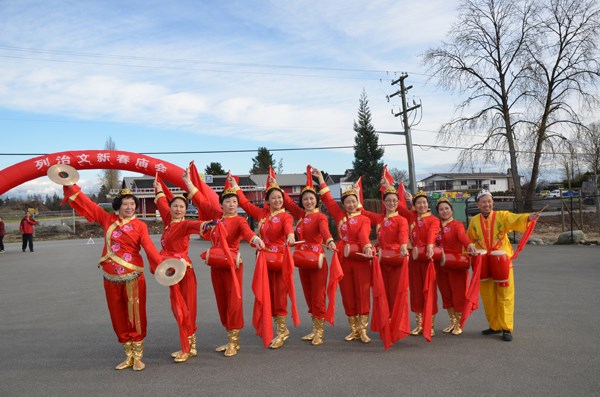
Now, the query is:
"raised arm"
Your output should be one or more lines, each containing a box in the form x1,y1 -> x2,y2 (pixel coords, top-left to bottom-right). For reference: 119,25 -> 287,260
63,184 -> 111,226
311,166 -> 345,222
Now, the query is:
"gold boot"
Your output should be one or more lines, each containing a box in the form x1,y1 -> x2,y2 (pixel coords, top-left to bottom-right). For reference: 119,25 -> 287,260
452,312 -> 463,335
224,329 -> 241,357
131,341 -> 145,371
311,317 -> 325,346
269,315 -> 290,349
172,333 -> 197,358
115,341 -> 134,370
358,314 -> 372,344
302,316 -> 316,341
431,315 -> 436,337
443,308 -> 456,333
344,316 -> 359,341
188,333 -> 197,356
410,313 -> 423,336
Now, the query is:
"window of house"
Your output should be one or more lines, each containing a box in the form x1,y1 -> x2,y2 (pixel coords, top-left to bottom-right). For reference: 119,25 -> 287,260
292,186 -> 301,193
460,180 -> 467,186
490,180 -> 496,185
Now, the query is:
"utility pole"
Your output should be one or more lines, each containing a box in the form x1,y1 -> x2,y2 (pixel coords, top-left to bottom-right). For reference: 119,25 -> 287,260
380,73 -> 421,193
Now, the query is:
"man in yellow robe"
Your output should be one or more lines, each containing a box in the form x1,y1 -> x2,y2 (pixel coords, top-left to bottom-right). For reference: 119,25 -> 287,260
467,190 -> 540,341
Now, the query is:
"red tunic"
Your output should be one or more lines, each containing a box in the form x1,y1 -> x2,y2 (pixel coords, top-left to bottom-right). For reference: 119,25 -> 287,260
436,219 -> 471,310
398,206 -> 440,315
236,189 -> 295,317
64,184 -> 162,343
320,183 -> 372,316
20,217 -> 38,234
190,190 -> 257,330
363,209 -> 409,310
283,193 -> 332,319
155,194 -> 202,352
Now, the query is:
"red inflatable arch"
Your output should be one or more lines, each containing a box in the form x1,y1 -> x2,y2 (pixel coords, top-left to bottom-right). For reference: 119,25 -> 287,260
0,150 -> 192,196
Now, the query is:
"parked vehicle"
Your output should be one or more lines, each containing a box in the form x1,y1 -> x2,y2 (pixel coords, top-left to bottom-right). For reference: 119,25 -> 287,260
547,190 -> 562,198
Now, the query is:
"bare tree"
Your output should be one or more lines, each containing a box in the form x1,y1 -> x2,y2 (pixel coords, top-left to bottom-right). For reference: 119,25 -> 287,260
422,0 -> 600,211
577,122 -> 600,174
100,137 -> 120,191
389,167 -> 409,186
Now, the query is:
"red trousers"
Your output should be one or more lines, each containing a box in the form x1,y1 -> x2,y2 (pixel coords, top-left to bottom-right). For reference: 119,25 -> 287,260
381,263 -> 404,311
104,275 -> 147,343
436,264 -> 468,310
339,259 -> 372,316
408,259 -> 438,314
169,269 -> 198,352
268,269 -> 288,317
211,264 -> 244,330
298,263 -> 328,319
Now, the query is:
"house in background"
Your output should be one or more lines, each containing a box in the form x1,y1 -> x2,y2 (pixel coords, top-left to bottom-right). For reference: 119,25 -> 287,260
327,169 -> 359,200
418,171 -> 514,195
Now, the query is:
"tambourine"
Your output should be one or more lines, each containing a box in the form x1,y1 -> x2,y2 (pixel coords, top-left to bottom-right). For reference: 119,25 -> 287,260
47,164 -> 80,185
293,249 -> 324,269
201,247 -> 241,269
154,258 -> 187,286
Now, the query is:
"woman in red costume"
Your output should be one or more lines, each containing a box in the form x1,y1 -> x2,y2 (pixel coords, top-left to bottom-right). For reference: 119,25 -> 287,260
184,171 -> 265,356
362,176 -> 410,331
62,184 -> 162,371
279,168 -> 336,346
153,177 -> 203,363
434,197 -> 476,335
313,167 -> 374,343
400,190 -> 441,339
229,174 -> 295,349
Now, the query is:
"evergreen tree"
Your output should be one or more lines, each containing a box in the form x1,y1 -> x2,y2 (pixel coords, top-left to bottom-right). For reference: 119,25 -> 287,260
204,162 -> 226,175
352,90 -> 384,199
249,147 -> 275,174
100,137 -> 120,191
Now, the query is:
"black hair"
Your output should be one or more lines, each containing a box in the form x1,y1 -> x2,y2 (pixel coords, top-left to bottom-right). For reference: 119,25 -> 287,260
169,196 -> 188,209
341,193 -> 358,204
265,187 -> 283,201
112,194 -> 139,211
436,200 -> 453,212
220,192 -> 237,204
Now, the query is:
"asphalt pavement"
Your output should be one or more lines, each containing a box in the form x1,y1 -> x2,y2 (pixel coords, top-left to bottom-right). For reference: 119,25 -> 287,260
0,237 -> 598,396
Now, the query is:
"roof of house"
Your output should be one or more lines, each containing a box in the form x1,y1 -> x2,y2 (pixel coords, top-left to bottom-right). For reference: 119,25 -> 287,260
420,172 -> 510,182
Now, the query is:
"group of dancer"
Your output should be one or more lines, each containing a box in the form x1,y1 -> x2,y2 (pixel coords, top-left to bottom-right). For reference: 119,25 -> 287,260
55,163 -> 541,371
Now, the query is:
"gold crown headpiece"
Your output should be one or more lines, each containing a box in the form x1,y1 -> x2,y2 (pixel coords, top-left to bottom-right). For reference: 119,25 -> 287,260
118,188 -> 134,197
301,185 -> 317,195
412,190 -> 428,204
383,186 -> 398,195
342,187 -> 358,199
265,182 -> 283,195
436,196 -> 452,209
222,187 -> 238,197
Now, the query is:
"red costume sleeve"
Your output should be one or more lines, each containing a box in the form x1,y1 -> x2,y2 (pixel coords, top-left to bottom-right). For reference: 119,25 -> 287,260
236,189 -> 264,222
190,189 -> 223,220
398,216 -> 409,246
139,223 -> 162,273
425,216 -> 440,245
362,208 -> 383,226
283,192 -> 304,220
63,184 -> 111,227
357,216 -> 372,247
237,217 -> 258,244
155,194 -> 172,224
454,220 -> 472,249
318,213 -> 333,242
319,183 -> 345,222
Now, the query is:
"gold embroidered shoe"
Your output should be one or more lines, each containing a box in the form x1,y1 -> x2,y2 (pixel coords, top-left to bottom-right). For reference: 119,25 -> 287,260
311,317 -> 325,346
224,329 -> 241,357
302,316 -> 316,341
131,341 -> 145,371
443,308 -> 456,333
452,312 -> 463,335
358,314 -> 372,344
269,315 -> 290,349
115,341 -> 134,370
410,313 -> 423,335
344,316 -> 359,341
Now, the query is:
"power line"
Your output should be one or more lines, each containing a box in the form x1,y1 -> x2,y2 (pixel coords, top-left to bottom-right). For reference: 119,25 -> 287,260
0,142 -> 577,157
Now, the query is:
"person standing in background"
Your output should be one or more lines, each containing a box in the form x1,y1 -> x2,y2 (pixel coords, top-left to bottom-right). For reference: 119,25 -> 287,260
0,216 -> 5,253
20,211 -> 38,252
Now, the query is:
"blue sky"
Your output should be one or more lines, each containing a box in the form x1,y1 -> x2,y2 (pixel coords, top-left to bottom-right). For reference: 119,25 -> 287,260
0,0 -> 565,197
